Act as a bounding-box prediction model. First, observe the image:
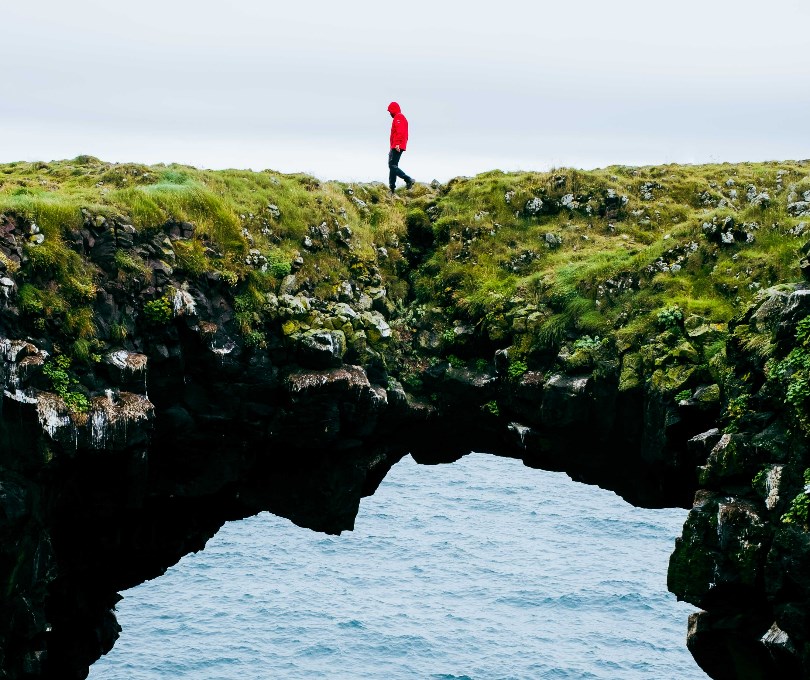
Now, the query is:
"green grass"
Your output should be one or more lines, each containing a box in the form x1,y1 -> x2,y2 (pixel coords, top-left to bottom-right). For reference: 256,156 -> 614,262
1,156 -> 808,365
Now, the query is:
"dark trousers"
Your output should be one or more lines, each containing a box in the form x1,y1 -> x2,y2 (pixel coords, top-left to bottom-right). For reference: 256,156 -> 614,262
388,148 -> 412,190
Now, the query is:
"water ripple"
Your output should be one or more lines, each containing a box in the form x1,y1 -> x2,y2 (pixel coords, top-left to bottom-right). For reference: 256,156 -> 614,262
90,453 -> 707,679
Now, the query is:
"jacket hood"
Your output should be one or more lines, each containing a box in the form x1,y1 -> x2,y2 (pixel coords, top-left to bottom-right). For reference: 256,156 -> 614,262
387,101 -> 401,115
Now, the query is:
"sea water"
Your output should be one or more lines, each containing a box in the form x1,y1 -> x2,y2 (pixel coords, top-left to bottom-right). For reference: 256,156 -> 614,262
89,453 -> 707,679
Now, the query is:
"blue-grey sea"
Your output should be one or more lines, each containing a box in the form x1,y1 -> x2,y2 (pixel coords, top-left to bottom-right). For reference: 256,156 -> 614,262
89,453 -> 707,679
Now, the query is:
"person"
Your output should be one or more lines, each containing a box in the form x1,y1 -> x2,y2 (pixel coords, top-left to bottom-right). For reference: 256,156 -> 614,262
387,101 -> 414,194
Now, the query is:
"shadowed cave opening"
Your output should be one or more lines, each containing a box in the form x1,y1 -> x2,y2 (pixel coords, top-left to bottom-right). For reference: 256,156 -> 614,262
88,453 -> 707,679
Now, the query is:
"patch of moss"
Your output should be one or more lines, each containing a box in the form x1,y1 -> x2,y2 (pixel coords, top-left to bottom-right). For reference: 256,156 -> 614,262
650,364 -> 698,396
0,157 -> 808,376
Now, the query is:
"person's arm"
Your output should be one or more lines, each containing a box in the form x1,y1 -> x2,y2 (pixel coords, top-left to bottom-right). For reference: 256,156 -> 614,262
392,116 -> 407,151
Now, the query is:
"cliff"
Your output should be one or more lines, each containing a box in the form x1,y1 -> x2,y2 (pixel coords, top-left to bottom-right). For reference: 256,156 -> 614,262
1,157 -> 809,678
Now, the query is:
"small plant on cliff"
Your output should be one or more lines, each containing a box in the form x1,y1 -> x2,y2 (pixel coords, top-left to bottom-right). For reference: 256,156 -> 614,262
143,296 -> 173,325
573,334 -> 603,351
675,388 -> 692,402
656,305 -> 684,330
401,372 -> 423,392
243,329 -> 267,349
447,354 -> 465,368
723,393 -> 750,433
507,358 -> 528,381
219,269 -> 239,287
110,321 -> 128,342
752,466 -> 770,496
114,249 -> 150,277
42,355 -> 72,395
233,286 -> 269,344
172,240 -> 209,277
781,469 -> 810,528
483,400 -> 500,417
42,355 -> 90,414
0,250 -> 19,274
770,316 -> 810,425
266,248 -> 292,278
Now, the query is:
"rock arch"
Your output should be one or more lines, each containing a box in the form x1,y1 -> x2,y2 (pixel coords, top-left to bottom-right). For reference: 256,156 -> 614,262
2,286 -> 809,679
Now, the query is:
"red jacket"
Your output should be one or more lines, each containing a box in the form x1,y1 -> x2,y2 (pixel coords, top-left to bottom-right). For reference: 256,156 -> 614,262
388,101 -> 408,151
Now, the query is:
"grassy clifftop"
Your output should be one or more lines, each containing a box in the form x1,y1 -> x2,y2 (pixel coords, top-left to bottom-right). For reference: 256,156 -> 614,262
1,156 -> 809,373
6,157 -> 810,680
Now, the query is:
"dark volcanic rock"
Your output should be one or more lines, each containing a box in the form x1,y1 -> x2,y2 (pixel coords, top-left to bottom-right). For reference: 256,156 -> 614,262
2,252 -> 810,679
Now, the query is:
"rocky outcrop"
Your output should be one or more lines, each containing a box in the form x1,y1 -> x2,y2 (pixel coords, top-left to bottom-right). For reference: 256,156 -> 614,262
667,285 -> 810,678
0,208 -> 809,679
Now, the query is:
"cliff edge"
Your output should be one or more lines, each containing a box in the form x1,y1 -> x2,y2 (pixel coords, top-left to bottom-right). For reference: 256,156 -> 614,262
1,158 -> 809,678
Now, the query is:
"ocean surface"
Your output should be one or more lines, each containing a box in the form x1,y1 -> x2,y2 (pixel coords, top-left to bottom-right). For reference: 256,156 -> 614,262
89,453 -> 707,679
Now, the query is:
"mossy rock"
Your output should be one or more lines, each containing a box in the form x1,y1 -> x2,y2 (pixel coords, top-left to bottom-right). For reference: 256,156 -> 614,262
351,330 -> 368,353
360,311 -> 391,345
650,363 -> 698,396
512,316 -> 527,333
281,320 -> 300,336
686,322 -> 727,344
487,319 -> 509,342
618,352 -> 642,392
563,348 -> 594,374
668,500 -> 720,607
697,433 -> 760,486
295,329 -> 347,369
669,493 -> 768,608
694,383 -> 721,405
670,341 -> 700,363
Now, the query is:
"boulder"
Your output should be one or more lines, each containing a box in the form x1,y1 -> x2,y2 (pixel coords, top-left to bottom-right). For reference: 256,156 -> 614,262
296,330 -> 346,369
669,492 -> 769,609
103,351 -> 148,393
697,433 -> 760,487
541,373 -> 591,427
524,197 -> 544,215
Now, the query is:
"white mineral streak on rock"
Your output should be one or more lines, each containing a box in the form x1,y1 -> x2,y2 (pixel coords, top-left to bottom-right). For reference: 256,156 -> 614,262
761,622 -> 794,651
1,338 -> 48,392
369,384 -> 388,409
36,394 -> 72,440
765,465 -> 785,511
88,392 -> 153,449
108,350 -> 131,369
33,389 -> 153,450
211,340 -> 236,355
107,350 -> 147,373
90,408 -> 109,448
286,366 -> 369,395
4,389 -> 37,404
508,422 -> 531,447
173,289 -> 197,317
0,338 -> 12,389
0,277 -> 16,298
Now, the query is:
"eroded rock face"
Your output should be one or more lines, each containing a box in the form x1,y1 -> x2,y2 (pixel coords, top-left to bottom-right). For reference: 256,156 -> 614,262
0,308 -> 716,679
1,270 -> 809,678
666,285 -> 810,679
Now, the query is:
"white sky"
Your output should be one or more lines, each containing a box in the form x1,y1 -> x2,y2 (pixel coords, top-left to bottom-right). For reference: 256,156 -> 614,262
2,0 -> 809,181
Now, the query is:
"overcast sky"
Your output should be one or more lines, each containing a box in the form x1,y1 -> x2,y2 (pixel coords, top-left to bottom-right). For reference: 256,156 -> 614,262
2,1 -> 809,182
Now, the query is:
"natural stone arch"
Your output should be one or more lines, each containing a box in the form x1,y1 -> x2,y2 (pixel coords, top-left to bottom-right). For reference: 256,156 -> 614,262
3,286 -> 810,679
90,452 -> 696,678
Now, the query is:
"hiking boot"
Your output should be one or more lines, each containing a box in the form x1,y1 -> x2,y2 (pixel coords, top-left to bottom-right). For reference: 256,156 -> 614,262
405,178 -> 415,190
